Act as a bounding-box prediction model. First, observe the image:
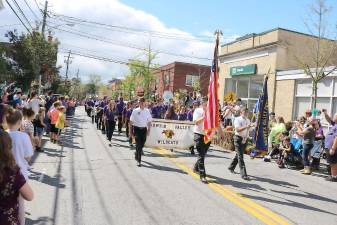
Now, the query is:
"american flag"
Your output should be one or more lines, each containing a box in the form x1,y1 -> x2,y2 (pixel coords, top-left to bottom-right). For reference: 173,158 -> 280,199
204,34 -> 220,143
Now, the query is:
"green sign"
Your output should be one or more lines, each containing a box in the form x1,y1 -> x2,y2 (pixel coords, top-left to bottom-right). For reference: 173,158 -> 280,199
230,64 -> 257,76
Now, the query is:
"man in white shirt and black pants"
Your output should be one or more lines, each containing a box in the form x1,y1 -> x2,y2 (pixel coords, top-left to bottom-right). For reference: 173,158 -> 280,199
228,107 -> 252,180
130,97 -> 152,167
193,97 -> 210,183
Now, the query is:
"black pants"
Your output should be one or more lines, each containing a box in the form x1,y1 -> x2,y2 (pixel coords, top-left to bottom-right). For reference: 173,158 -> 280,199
107,120 -> 116,142
117,113 -> 123,133
193,133 -> 210,178
105,119 -> 109,138
134,126 -> 147,163
91,115 -> 95,124
229,135 -> 247,177
125,120 -> 130,138
97,113 -> 103,130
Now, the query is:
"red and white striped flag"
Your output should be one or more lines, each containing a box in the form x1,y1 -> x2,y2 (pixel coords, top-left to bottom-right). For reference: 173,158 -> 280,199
204,34 -> 220,143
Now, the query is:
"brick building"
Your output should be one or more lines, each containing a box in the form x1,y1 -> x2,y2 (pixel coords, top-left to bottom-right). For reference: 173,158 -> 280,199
153,61 -> 211,97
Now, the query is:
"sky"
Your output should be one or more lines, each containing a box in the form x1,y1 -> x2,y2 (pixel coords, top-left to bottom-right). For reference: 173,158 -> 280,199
1,0 -> 337,83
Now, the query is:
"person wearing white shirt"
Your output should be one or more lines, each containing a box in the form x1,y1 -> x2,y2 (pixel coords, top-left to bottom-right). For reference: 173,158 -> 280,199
28,92 -> 41,115
130,97 -> 152,167
228,107 -> 252,180
192,97 -> 210,183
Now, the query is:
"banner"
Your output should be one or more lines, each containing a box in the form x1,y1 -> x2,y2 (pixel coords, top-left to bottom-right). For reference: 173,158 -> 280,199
253,77 -> 269,151
145,119 -> 194,149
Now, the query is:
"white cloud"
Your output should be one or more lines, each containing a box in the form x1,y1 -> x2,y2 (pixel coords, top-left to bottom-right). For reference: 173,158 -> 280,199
0,0 -> 237,83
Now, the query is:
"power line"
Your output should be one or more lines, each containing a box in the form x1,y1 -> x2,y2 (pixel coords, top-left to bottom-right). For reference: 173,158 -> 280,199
33,0 -> 43,14
48,24 -> 212,61
49,12 -> 219,43
22,0 -> 40,20
59,48 -> 160,70
10,0 -> 34,29
5,0 -> 32,34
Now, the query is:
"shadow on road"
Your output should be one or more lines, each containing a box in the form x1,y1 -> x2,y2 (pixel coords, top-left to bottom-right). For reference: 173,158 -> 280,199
26,216 -> 52,225
242,192 -> 337,216
29,170 -> 66,189
207,174 -> 267,191
142,161 -> 188,174
249,175 -> 298,188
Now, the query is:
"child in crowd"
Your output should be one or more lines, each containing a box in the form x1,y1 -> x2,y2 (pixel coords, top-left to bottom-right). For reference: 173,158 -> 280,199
264,131 -> 289,162
5,108 -> 34,225
48,101 -> 61,143
33,107 -> 46,152
55,106 -> 67,144
22,108 -> 38,149
0,130 -> 34,225
277,136 -> 294,168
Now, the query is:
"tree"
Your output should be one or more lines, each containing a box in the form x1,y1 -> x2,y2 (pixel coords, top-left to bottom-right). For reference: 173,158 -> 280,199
296,0 -> 337,109
127,44 -> 159,99
121,74 -> 136,100
85,74 -> 101,95
5,30 -> 59,92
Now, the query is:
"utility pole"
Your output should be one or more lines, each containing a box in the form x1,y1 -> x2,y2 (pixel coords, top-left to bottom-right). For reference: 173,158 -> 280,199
41,0 -> 48,38
38,0 -> 48,95
64,50 -> 73,81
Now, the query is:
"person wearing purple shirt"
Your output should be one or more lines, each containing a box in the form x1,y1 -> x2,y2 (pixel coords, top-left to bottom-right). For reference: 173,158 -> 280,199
322,109 -> 337,182
103,102 -> 111,138
124,102 -> 134,146
178,106 -> 188,121
187,105 -> 194,122
105,101 -> 117,146
116,97 -> 125,135
151,103 -> 161,119
164,105 -> 178,120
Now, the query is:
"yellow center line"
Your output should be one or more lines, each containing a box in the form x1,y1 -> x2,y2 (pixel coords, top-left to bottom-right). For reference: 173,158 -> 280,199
153,147 -> 291,225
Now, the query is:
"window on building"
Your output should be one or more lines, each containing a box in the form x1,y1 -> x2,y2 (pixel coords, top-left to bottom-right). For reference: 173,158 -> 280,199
294,78 -> 335,121
186,74 -> 199,86
237,79 -> 249,98
164,73 -> 170,85
224,77 -> 263,111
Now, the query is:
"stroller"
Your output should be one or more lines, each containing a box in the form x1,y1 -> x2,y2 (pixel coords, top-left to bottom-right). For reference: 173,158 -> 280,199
284,138 -> 304,169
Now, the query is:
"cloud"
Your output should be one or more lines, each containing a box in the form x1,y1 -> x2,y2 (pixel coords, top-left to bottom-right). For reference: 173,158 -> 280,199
0,0 -> 237,83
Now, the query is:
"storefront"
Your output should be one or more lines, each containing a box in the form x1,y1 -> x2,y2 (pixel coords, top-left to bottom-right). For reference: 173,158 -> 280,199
223,64 -> 264,111
218,27 -> 336,118
276,68 -> 337,122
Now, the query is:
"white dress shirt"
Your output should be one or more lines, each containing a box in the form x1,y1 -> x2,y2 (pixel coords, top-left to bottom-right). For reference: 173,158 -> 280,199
193,107 -> 204,135
130,107 -> 152,128
234,116 -> 250,138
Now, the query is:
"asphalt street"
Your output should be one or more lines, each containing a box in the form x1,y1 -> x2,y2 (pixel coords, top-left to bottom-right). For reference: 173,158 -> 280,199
26,107 -> 337,225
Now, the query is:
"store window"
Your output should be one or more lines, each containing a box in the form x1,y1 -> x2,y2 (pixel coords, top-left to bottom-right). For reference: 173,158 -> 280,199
224,77 -> 263,111
186,74 -> 199,86
294,78 -> 335,121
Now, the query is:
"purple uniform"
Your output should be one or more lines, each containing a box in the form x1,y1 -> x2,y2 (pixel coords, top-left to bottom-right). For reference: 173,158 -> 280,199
178,112 -> 187,121
116,101 -> 124,114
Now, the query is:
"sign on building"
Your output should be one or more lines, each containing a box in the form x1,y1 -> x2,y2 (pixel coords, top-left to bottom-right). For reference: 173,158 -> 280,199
230,64 -> 257,76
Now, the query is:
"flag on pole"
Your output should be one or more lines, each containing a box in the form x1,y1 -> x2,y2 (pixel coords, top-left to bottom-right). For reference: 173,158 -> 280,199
253,76 -> 269,151
204,33 -> 220,143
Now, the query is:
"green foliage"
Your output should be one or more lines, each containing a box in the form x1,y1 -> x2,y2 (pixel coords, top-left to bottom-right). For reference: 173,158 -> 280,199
85,74 -> 101,95
192,79 -> 200,93
4,30 -> 59,92
126,49 -> 159,99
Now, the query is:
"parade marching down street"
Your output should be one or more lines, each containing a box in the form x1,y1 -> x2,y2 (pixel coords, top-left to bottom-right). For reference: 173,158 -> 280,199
2,0 -> 337,225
